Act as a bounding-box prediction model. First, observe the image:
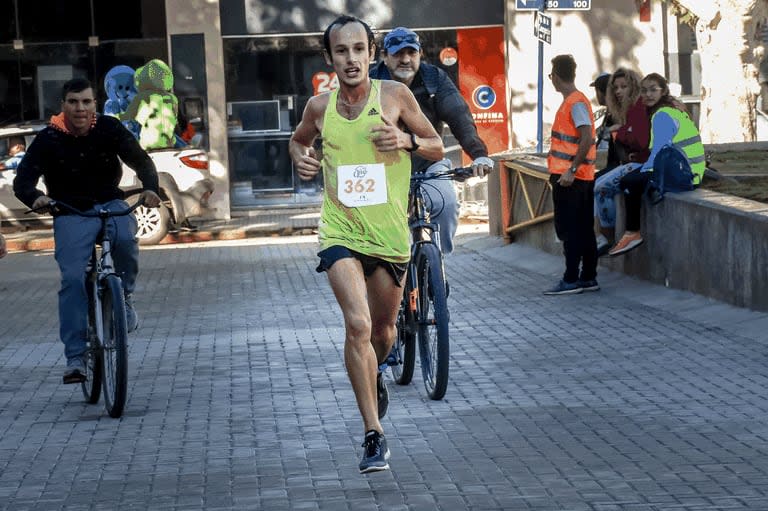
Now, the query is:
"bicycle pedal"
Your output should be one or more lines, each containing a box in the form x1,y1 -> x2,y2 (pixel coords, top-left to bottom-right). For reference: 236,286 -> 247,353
63,373 -> 86,384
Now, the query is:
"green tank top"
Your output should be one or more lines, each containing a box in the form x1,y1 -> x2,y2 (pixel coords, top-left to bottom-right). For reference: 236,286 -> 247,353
318,79 -> 411,263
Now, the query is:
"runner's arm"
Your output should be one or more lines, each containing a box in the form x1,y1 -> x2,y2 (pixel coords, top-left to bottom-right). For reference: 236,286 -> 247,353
289,96 -> 323,180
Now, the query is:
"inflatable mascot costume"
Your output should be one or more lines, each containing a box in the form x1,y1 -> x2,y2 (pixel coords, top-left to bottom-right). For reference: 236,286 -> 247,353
121,59 -> 179,150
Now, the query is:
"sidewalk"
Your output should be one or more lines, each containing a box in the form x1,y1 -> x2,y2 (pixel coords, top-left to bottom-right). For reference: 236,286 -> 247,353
2,207 -> 322,253
1,226 -> 768,510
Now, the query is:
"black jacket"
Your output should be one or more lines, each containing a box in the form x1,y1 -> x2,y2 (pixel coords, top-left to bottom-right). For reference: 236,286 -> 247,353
14,115 -> 159,211
370,60 -> 488,173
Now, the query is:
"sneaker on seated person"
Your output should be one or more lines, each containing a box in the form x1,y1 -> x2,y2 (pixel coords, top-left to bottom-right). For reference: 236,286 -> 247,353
596,234 -> 611,257
608,231 -> 644,256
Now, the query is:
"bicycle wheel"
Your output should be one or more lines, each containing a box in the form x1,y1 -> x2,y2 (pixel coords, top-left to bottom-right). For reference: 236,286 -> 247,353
415,243 -> 450,400
82,272 -> 102,403
390,293 -> 416,385
100,274 -> 128,418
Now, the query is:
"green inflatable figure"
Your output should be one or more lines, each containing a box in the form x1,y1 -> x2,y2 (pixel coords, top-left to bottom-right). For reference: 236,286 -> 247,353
122,59 -> 179,150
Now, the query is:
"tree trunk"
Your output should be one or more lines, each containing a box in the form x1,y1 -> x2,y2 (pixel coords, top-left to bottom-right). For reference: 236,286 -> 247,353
673,1 -> 768,143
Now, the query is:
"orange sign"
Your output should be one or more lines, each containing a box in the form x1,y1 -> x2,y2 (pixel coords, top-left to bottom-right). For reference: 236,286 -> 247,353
638,0 -> 651,22
457,27 -> 508,163
312,71 -> 338,95
439,47 -> 458,67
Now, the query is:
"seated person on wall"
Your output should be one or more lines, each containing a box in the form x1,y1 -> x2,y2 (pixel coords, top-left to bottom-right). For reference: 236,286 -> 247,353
608,72 -> 704,257
0,139 -> 26,171
592,68 -> 651,256
590,72 -> 618,175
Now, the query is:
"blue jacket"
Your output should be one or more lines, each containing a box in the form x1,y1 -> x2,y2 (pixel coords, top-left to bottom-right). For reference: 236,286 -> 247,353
369,60 -> 488,173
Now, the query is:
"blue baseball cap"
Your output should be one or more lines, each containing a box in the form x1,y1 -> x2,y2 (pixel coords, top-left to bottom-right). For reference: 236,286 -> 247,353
590,72 -> 611,88
384,27 -> 421,54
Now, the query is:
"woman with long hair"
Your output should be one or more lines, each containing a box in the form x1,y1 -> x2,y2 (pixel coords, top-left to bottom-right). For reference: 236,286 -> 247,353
593,67 -> 650,255
608,72 -> 704,256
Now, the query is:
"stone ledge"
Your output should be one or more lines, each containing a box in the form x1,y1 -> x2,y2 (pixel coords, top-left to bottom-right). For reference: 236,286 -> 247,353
488,159 -> 768,311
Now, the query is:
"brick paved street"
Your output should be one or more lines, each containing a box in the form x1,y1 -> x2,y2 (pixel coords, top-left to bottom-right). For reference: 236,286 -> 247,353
1,228 -> 768,510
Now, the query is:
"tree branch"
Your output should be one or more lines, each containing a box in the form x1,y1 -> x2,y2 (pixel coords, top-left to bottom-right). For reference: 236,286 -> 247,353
669,0 -> 720,24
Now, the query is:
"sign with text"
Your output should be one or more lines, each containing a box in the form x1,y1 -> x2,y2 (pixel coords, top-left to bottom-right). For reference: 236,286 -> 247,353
312,71 -> 338,95
534,12 -> 552,44
457,26 -> 509,163
516,0 -> 591,10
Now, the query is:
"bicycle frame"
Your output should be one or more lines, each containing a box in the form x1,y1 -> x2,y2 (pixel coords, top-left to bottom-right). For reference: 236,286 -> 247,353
28,198 -> 144,417
390,167 -> 473,396
86,222 -> 119,353
403,179 -> 442,325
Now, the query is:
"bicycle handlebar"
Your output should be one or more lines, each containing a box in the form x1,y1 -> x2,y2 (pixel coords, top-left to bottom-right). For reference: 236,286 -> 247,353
411,166 -> 475,183
25,198 -> 145,217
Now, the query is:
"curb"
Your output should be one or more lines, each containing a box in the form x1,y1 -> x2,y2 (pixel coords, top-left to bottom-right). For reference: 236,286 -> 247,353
5,226 -> 318,253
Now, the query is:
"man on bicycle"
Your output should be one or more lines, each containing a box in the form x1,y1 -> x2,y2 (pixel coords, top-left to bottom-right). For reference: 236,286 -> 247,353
289,15 -> 443,473
13,78 -> 161,384
369,26 -> 493,255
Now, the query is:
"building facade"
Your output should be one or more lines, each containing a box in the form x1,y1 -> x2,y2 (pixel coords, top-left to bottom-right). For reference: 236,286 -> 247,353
0,0 -> 698,220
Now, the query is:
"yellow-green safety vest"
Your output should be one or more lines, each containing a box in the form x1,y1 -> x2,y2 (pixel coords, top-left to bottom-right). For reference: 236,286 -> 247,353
650,106 -> 706,185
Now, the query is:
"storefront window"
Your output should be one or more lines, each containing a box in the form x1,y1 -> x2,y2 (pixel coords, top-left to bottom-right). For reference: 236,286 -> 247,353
0,0 -> 167,125
224,29 -> 460,129
225,35 -> 327,127
19,0 -> 91,43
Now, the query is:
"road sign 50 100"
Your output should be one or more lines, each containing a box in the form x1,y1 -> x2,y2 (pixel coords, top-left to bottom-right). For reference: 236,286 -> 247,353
546,0 -> 588,7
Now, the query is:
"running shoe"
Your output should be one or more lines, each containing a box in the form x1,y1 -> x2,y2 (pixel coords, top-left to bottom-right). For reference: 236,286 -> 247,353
359,430 -> 390,473
377,371 -> 389,419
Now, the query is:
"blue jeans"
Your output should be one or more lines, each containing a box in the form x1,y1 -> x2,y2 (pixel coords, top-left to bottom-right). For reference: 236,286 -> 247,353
53,200 -> 138,362
594,163 -> 636,228
421,159 -> 459,255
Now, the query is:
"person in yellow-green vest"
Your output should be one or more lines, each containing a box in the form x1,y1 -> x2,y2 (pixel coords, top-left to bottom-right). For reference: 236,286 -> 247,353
608,72 -> 704,256
288,15 -> 444,474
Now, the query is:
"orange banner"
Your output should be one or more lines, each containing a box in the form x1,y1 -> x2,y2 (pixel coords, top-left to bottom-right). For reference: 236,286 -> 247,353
457,26 -> 508,163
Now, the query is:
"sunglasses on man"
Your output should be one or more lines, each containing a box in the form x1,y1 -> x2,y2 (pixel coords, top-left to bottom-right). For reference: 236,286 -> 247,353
386,34 -> 419,48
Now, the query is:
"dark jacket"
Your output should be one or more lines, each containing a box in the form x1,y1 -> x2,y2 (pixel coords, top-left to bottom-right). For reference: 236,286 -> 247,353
369,60 -> 488,173
14,114 -> 159,211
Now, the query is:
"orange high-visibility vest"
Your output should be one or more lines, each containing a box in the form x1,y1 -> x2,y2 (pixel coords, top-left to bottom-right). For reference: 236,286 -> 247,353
548,90 -> 596,181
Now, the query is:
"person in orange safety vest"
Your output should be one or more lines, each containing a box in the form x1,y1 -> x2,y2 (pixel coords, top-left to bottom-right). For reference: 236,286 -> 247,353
544,54 -> 599,296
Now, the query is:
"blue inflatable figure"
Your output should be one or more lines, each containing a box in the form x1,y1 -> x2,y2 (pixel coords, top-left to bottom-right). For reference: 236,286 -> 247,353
104,65 -> 141,139
104,65 -> 137,117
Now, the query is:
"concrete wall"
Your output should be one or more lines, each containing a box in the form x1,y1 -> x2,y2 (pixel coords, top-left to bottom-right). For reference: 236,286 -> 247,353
165,0 -> 230,220
490,158 -> 768,311
606,190 -> 768,310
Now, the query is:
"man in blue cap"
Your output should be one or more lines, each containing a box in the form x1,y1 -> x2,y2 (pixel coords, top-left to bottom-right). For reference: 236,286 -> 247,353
370,26 -> 493,256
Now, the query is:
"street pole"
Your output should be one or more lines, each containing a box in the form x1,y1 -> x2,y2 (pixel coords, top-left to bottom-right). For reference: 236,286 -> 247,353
536,4 -> 546,154
536,37 -> 543,153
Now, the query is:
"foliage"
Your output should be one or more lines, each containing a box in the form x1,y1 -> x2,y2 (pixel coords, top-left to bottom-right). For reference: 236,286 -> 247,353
668,0 -> 698,27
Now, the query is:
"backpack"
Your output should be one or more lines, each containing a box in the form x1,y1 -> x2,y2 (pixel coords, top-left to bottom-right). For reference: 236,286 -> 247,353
647,144 -> 695,203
